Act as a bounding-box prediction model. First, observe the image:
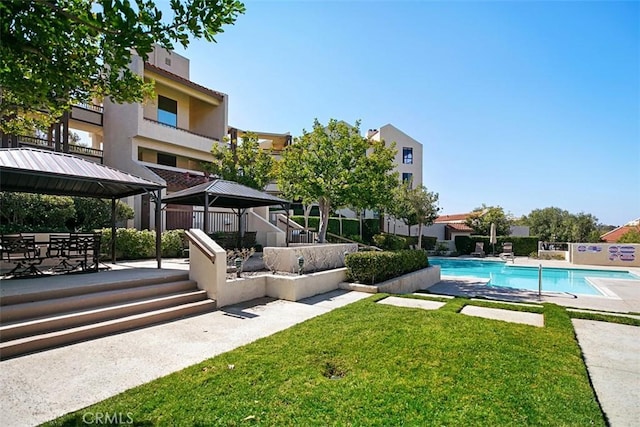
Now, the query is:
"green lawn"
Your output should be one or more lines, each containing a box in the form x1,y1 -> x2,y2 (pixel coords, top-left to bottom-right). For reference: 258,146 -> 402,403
47,296 -> 605,426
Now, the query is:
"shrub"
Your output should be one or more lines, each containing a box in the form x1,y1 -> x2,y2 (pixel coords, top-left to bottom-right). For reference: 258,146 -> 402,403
372,233 -> 408,250
433,242 -> 449,256
422,236 -> 437,250
345,250 -> 428,284
101,228 -> 155,260
454,235 -> 473,254
362,219 -> 380,243
162,229 -> 185,258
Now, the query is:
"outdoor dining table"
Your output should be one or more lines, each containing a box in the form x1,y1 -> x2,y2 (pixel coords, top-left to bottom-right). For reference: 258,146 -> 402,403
0,233 -> 102,278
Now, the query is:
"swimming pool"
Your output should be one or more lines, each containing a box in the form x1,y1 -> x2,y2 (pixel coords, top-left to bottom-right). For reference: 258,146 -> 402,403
429,258 -> 639,296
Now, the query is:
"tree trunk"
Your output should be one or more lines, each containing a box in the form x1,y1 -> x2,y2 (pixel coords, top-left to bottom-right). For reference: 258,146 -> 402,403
359,209 -> 363,240
318,197 -> 331,243
303,204 -> 312,229
417,223 -> 423,249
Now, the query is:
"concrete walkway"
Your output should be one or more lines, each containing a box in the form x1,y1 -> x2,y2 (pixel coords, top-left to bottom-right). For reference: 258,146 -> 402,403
573,320 -> 640,427
0,289 -> 370,426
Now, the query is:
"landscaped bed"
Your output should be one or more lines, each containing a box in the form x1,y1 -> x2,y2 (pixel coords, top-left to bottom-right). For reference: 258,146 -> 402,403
46,297 -> 604,426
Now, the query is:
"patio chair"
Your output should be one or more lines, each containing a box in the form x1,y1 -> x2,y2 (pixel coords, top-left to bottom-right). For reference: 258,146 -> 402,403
500,242 -> 515,263
471,242 -> 485,258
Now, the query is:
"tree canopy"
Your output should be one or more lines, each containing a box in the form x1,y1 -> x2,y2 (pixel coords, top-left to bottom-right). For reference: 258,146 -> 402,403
277,119 -> 398,243
204,132 -> 274,190
0,0 -> 245,133
520,207 -> 600,242
617,229 -> 640,243
391,182 -> 440,248
465,204 -> 512,236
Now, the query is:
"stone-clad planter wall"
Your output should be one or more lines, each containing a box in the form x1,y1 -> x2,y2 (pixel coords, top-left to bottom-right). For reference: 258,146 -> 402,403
339,265 -> 441,294
263,244 -> 358,274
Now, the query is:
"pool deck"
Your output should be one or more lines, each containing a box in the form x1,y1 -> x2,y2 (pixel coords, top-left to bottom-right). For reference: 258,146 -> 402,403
428,256 -> 640,313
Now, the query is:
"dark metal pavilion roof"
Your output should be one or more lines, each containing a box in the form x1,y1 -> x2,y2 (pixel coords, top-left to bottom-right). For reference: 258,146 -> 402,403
0,148 -> 165,198
162,179 -> 290,209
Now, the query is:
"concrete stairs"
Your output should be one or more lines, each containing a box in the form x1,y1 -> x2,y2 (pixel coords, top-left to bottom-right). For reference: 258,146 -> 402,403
0,273 -> 215,359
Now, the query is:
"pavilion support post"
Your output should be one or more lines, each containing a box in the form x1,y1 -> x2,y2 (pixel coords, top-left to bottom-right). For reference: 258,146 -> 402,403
111,198 -> 117,263
204,192 -> 210,235
155,189 -> 162,269
237,208 -> 246,249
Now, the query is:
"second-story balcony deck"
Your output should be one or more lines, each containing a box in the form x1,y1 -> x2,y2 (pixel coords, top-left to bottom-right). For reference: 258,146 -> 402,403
140,117 -> 221,154
15,135 -> 103,163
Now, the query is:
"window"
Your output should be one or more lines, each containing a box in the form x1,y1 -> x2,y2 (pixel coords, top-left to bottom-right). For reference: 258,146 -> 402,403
402,172 -> 413,188
157,95 -> 177,127
157,152 -> 177,167
402,147 -> 413,164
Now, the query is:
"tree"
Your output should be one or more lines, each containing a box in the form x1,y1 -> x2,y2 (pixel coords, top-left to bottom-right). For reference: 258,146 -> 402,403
204,132 -> 274,190
617,229 -> 640,243
465,204 -> 512,236
391,182 -> 440,248
0,192 -> 133,232
0,0 -> 245,134
570,212 -> 599,242
521,207 -> 600,242
277,119 -> 398,243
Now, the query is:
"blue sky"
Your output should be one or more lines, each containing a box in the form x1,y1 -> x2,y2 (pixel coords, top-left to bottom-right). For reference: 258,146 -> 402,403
173,0 -> 639,226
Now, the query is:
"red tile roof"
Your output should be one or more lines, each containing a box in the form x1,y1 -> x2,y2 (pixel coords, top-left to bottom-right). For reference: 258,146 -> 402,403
144,63 -> 225,101
601,225 -> 640,243
445,223 -> 474,232
435,213 -> 473,223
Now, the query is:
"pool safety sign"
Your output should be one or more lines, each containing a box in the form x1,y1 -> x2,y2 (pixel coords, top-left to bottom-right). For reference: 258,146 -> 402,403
607,245 -> 636,262
572,243 -> 639,267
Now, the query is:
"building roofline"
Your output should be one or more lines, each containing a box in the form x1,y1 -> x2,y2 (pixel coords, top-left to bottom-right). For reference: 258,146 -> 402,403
144,63 -> 226,101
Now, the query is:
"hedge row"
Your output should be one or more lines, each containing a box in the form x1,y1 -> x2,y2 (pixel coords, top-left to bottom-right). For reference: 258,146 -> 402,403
100,228 -> 186,260
290,216 -> 380,243
371,233 -> 437,251
345,250 -> 428,285
454,235 -> 538,256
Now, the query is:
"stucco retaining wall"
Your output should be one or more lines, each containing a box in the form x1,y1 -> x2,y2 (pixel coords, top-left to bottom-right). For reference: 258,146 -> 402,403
265,268 -> 347,301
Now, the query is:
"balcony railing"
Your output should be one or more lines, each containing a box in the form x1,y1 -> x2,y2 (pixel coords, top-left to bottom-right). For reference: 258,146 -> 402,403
143,117 -> 220,141
16,135 -> 103,161
73,103 -> 104,113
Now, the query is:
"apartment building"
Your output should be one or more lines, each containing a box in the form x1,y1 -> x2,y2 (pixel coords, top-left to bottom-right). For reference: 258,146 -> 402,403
357,124 -> 424,236
100,47 -> 230,229
3,46 -> 426,243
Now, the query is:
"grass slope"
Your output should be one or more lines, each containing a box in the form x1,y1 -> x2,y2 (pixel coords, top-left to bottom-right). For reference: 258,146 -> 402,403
47,297 -> 604,426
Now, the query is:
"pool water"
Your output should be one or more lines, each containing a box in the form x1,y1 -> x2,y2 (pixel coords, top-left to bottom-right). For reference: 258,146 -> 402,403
429,258 -> 639,296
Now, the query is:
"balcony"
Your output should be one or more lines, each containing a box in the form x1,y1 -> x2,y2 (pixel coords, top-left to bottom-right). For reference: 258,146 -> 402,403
70,104 -> 104,130
140,118 -> 220,154
15,135 -> 103,163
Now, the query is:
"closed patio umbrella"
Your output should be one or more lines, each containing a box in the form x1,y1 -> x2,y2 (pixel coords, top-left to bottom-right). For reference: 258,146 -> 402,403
490,223 -> 497,255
